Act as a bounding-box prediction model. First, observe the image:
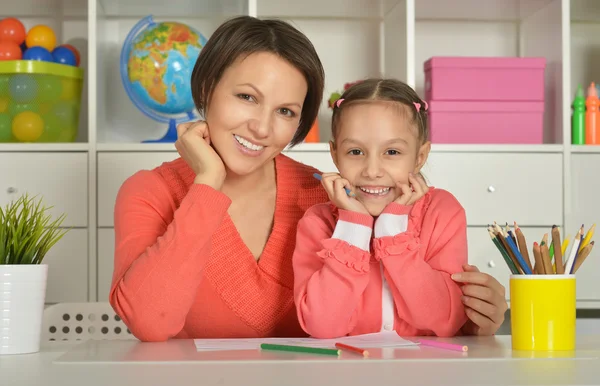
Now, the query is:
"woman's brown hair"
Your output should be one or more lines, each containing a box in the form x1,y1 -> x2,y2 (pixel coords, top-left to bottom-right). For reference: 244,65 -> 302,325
331,78 -> 429,145
191,16 -> 325,146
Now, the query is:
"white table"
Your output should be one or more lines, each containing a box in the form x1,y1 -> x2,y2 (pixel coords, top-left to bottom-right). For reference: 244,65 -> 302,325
3,335 -> 600,386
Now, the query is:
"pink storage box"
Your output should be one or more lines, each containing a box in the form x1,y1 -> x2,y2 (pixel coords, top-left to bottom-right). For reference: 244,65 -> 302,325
424,57 -> 546,101
428,100 -> 544,144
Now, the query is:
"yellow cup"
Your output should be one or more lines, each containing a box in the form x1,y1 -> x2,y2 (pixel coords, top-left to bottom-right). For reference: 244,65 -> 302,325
510,274 -> 576,351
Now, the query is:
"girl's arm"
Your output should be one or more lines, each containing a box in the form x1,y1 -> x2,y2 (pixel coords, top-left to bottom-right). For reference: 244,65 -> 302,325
293,206 -> 373,338
372,191 -> 468,337
109,170 -> 231,342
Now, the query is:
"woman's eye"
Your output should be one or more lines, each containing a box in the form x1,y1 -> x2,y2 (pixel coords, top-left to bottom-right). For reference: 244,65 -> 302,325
237,94 -> 253,101
278,108 -> 296,117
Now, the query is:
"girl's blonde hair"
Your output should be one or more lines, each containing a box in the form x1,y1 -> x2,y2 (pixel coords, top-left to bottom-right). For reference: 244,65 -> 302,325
331,78 -> 429,144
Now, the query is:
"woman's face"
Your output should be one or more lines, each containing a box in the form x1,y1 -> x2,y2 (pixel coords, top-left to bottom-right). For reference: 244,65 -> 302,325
205,52 -> 308,176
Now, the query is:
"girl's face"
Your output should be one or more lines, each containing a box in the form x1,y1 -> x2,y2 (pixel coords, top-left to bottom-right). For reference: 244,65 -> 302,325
205,52 -> 308,177
330,102 -> 431,216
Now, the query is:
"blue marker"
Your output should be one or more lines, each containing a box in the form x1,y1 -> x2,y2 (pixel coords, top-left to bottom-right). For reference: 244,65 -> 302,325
313,173 -> 355,197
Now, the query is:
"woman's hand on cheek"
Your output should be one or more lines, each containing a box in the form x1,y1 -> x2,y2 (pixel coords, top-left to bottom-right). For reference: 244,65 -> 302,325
394,172 -> 429,206
320,173 -> 369,215
452,264 -> 508,336
175,121 -> 226,190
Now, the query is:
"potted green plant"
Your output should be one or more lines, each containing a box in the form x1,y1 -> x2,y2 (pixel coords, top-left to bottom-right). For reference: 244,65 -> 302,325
0,194 -> 69,355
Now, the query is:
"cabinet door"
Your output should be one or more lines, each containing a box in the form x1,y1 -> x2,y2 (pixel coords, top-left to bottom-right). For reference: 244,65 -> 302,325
568,154 -> 600,301
97,152 -> 179,227
0,152 -> 88,227
423,153 -> 562,226
44,228 -> 88,303
97,228 -> 115,302
467,226 -> 550,301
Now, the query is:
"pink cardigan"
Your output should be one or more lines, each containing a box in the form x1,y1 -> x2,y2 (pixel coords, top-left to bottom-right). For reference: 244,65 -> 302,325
292,188 -> 469,339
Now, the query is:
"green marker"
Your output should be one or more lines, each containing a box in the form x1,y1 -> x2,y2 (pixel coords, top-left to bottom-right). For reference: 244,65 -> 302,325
572,85 -> 586,145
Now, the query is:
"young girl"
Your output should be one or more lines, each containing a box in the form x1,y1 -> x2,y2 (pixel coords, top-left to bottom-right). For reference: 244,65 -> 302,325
292,78 -> 468,339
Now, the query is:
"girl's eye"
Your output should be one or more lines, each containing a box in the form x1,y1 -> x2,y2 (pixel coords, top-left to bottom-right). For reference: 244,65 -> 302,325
278,108 -> 296,117
348,149 -> 363,156
386,149 -> 401,155
237,94 -> 253,101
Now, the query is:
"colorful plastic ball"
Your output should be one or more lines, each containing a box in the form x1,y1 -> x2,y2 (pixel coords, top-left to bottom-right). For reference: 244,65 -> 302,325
0,40 -> 22,60
8,102 -> 39,116
9,74 -> 38,103
52,100 -> 76,124
38,113 -> 62,142
23,46 -> 53,62
37,75 -> 62,102
0,17 -> 26,45
0,76 -> 9,96
12,111 -> 44,142
0,113 -> 11,141
0,96 -> 8,113
52,46 -> 76,66
25,25 -> 56,52
60,77 -> 80,100
60,44 -> 80,66
20,41 -> 27,52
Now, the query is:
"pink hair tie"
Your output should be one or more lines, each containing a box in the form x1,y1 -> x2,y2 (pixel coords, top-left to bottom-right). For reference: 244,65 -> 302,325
336,98 -> 344,108
413,101 -> 428,112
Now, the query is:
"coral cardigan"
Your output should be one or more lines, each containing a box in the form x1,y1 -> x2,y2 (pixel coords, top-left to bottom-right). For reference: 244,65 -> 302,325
293,188 -> 469,338
110,154 -> 328,341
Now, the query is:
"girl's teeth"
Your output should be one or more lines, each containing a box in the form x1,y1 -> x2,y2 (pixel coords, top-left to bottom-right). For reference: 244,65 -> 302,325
234,135 -> 264,151
359,187 -> 390,195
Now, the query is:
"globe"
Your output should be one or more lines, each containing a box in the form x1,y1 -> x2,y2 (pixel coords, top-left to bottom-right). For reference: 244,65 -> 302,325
120,15 -> 207,142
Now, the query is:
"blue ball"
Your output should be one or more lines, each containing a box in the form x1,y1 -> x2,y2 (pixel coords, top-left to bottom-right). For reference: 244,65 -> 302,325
23,46 -> 53,62
9,74 -> 38,103
52,46 -> 76,66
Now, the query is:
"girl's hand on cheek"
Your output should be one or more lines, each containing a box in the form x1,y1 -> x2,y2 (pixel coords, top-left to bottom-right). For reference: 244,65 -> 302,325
320,173 -> 370,215
394,173 -> 429,206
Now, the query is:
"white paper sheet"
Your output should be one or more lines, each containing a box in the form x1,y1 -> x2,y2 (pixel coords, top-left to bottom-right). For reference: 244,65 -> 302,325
194,331 -> 417,351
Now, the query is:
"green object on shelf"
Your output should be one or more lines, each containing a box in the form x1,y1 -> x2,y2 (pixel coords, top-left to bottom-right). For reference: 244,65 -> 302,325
572,85 -> 586,145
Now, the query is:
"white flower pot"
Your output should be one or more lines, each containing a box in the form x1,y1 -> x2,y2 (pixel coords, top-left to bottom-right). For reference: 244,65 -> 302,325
0,264 -> 48,355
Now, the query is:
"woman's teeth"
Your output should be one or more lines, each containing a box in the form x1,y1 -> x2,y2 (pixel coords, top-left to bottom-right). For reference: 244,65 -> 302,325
359,187 -> 390,195
234,134 -> 264,151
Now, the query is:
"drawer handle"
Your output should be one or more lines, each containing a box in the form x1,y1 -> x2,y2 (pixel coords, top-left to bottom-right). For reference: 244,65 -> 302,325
6,187 -> 17,194
487,186 -> 495,193
488,260 -> 496,268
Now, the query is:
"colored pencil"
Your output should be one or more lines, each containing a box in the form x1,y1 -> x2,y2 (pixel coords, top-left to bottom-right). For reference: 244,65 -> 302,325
580,224 -> 596,252
505,235 -> 533,274
532,242 -> 543,274
514,224 -> 533,273
313,173 -> 355,197
335,342 -> 369,357
561,236 -> 570,257
418,339 -> 468,352
488,229 -> 518,274
260,343 -> 340,356
495,229 -> 524,274
552,225 -> 564,274
540,235 -> 554,274
573,241 -> 594,273
564,229 -> 582,274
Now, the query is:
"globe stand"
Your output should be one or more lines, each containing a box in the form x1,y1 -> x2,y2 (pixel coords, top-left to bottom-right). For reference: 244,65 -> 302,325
142,119 -> 178,143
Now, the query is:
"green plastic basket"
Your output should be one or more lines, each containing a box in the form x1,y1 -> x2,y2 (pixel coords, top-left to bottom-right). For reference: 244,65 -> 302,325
0,60 -> 84,143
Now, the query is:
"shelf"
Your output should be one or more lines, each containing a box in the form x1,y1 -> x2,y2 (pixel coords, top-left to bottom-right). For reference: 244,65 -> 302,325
96,143 -> 177,152
3,0 -> 88,18
256,0 -> 403,19
415,0 -> 554,21
97,0 -> 247,18
0,143 -> 89,152
570,145 -> 600,153
571,0 -> 600,22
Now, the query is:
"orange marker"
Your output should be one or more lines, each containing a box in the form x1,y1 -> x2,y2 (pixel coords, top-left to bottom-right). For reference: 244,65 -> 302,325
586,82 -> 600,145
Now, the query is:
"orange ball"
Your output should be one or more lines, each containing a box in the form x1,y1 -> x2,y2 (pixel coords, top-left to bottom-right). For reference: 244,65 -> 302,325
0,17 -> 26,45
0,40 -> 22,60
25,25 -> 56,52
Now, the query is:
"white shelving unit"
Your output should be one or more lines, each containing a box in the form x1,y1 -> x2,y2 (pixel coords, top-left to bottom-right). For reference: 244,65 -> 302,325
2,0 -> 600,312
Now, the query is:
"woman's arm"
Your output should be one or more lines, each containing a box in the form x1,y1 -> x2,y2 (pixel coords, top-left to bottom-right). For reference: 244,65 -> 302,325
109,170 -> 230,341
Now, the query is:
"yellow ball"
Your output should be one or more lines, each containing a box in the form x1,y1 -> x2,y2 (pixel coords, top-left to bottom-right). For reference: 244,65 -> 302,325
25,25 -> 57,52
60,78 -> 80,101
0,96 -> 8,113
12,111 -> 44,142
